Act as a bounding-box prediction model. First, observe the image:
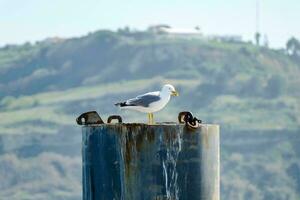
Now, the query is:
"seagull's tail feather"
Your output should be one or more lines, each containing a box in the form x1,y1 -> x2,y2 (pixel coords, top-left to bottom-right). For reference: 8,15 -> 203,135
114,102 -> 127,107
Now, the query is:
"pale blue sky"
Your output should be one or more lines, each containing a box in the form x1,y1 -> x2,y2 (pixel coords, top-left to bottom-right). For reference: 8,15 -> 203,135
0,0 -> 299,48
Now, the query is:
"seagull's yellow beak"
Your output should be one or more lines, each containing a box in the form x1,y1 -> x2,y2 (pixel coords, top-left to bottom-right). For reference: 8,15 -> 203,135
171,90 -> 179,96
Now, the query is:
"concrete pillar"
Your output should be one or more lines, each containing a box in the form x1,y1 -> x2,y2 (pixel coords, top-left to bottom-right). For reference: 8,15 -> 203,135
82,124 -> 220,200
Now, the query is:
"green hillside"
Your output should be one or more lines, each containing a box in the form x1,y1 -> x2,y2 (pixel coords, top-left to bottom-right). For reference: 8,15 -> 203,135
0,30 -> 299,199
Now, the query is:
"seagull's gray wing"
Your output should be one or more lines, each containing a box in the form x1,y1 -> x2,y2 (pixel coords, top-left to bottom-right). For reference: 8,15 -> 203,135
126,92 -> 161,107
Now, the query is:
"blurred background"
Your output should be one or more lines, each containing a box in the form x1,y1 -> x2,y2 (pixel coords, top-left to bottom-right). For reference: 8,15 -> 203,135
0,0 -> 299,199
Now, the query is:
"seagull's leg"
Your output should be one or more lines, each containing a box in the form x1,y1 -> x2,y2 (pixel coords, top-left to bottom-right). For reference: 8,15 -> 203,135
148,113 -> 151,124
150,113 -> 154,124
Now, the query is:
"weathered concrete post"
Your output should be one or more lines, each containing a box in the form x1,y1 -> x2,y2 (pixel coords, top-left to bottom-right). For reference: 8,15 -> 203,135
82,124 -> 220,200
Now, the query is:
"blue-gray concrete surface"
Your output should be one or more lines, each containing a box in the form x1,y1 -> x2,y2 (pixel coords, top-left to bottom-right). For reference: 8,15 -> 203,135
82,124 -> 220,200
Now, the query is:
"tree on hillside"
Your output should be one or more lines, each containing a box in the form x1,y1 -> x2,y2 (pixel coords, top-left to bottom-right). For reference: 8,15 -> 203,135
255,32 -> 261,46
286,37 -> 300,57
264,75 -> 285,98
240,77 -> 264,97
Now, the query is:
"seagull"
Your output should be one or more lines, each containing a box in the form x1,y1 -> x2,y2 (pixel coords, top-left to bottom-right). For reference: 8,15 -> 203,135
115,84 -> 179,124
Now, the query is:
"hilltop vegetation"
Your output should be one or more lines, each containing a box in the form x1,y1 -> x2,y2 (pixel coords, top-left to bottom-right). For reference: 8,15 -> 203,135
0,30 -> 299,199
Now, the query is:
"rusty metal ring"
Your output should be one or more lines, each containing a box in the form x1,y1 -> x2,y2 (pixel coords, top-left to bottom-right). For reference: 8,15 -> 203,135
107,115 -> 122,124
76,111 -> 104,125
178,111 -> 193,124
178,111 -> 202,129
76,116 -> 85,125
187,119 -> 200,129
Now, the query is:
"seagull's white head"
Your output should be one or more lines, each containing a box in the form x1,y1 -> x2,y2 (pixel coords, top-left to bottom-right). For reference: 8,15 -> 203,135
161,84 -> 179,96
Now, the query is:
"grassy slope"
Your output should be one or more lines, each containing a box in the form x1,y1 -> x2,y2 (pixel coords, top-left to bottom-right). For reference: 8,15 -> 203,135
1,32 -> 299,133
0,30 -> 299,199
